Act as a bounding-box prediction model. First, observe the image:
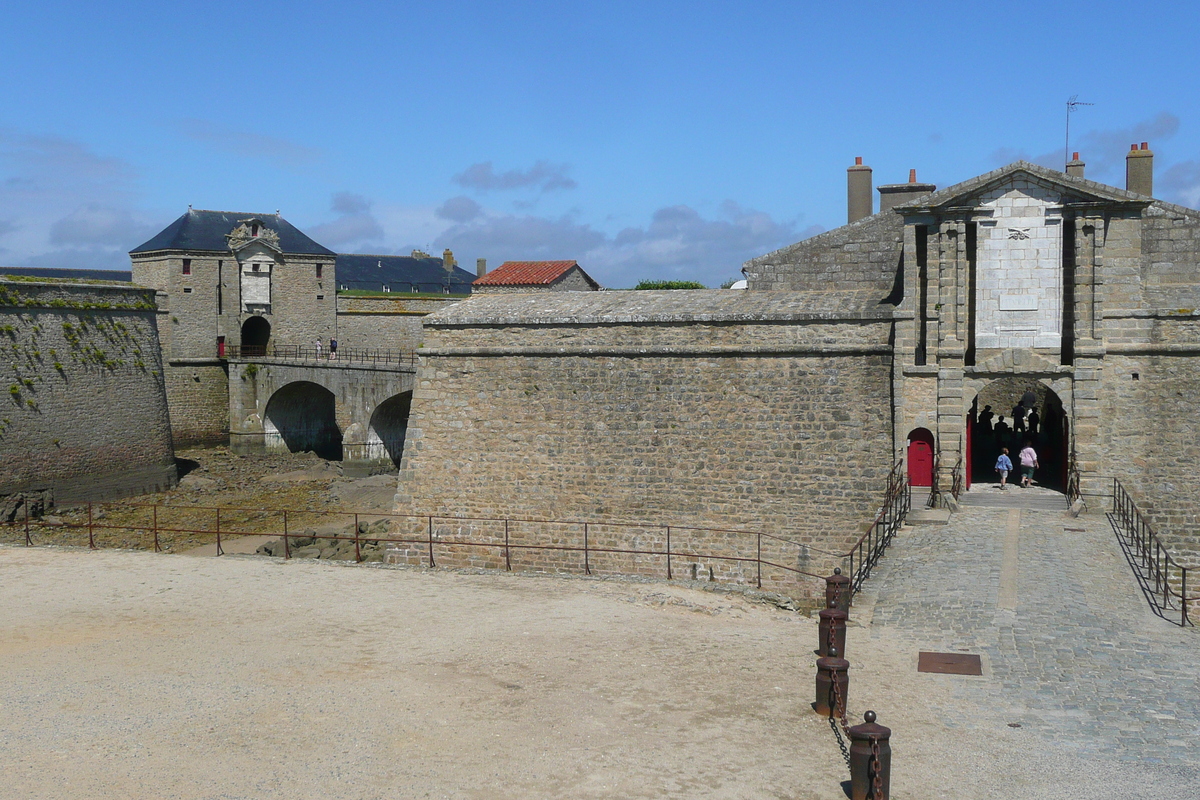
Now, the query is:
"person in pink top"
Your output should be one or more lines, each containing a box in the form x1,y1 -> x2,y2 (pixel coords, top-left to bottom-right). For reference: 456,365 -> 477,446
1018,441 -> 1039,488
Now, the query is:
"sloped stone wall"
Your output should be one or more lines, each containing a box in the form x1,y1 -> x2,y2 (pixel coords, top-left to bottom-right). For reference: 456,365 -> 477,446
0,279 -> 176,504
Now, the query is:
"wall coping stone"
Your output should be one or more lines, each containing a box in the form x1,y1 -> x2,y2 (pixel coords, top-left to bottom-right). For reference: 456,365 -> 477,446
423,289 -> 893,327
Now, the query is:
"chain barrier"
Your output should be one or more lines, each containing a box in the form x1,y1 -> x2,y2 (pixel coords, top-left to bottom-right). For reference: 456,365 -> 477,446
829,715 -> 851,769
872,735 -> 884,799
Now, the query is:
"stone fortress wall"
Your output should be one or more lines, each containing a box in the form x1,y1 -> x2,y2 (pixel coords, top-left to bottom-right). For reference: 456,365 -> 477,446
333,294 -> 464,352
0,279 -> 176,506
394,290 -> 898,597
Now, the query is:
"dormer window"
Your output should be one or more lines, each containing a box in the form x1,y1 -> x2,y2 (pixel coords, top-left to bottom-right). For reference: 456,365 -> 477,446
182,259 -> 191,275
252,264 -> 260,272
251,223 -> 259,237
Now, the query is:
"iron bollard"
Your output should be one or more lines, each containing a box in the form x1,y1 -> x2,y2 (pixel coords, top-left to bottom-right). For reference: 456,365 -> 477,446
848,710 -> 891,800
818,603 -> 848,658
825,567 -> 851,614
814,646 -> 849,718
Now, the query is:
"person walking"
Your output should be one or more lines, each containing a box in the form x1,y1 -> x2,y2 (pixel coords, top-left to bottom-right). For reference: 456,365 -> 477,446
329,338 -> 338,359
995,448 -> 1013,490
1027,408 -> 1040,437
1012,401 -> 1027,435
314,338 -> 323,358
1018,441 -> 1039,488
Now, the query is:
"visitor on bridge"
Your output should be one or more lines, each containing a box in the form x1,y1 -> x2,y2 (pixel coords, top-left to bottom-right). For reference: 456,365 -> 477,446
995,448 -> 1013,490
315,338 -> 323,358
330,338 -> 338,359
1027,408 -> 1039,436
1018,442 -> 1039,488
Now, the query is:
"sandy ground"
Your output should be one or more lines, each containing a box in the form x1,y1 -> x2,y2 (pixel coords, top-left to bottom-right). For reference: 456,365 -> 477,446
2,542 -> 1190,799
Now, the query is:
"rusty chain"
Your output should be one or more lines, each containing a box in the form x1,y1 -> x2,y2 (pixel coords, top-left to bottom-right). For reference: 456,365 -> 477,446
872,735 -> 884,799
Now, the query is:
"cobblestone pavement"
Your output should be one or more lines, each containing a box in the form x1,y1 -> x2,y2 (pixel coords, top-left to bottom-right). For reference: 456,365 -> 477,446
855,486 -> 1200,793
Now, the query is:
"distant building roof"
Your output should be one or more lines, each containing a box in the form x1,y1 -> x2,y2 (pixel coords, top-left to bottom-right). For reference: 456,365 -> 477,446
335,254 -> 476,294
474,260 -> 598,288
1,266 -> 133,282
130,209 -> 335,256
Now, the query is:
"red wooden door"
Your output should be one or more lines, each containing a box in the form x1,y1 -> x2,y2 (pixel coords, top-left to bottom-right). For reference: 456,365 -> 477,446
907,429 -> 934,487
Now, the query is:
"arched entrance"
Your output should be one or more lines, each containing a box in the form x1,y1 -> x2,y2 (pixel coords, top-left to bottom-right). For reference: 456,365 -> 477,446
241,316 -> 271,357
970,379 -> 1068,490
366,391 -> 412,467
263,381 -> 342,460
907,428 -> 935,487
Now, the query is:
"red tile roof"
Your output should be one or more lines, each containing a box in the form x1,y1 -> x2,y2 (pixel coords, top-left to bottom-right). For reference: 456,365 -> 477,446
473,260 -> 582,286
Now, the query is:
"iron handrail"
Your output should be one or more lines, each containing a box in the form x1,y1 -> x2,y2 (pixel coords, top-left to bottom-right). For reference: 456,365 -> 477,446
1110,478 -> 1196,627
223,343 -> 417,367
843,459 -> 910,593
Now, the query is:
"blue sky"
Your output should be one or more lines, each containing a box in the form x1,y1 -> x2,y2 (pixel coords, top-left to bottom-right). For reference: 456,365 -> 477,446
2,0 -> 1198,288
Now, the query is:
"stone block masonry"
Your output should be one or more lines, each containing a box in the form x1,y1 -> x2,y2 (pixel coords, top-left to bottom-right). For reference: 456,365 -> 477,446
0,279 -> 176,504
395,290 -> 897,598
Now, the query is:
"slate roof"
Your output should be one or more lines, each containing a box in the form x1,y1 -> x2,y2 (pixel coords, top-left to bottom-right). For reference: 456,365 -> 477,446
130,209 -> 335,256
335,254 -> 477,294
1,266 -> 133,282
473,260 -> 598,287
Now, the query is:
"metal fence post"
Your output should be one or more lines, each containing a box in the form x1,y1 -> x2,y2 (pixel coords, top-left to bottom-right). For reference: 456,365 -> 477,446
505,519 -> 511,571
354,513 -> 361,563
582,522 -> 588,575
24,501 -> 31,546
153,504 -> 160,552
665,525 -> 672,580
427,516 -> 435,567
215,507 -> 222,556
848,711 -> 891,800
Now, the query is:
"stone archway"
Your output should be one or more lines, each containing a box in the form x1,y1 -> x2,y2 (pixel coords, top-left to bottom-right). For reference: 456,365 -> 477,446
241,316 -> 271,356
967,377 -> 1069,490
365,391 -> 412,468
262,381 -> 342,460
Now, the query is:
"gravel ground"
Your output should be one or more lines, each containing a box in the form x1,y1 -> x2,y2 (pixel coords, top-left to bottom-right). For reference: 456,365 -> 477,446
1,540 -> 1194,799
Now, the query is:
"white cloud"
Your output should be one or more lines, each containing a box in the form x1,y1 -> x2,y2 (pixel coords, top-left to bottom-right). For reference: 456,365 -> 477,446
432,199 -> 808,288
1159,161 -> 1200,209
308,191 -> 384,249
436,195 -> 483,222
174,118 -> 320,168
453,160 -> 577,192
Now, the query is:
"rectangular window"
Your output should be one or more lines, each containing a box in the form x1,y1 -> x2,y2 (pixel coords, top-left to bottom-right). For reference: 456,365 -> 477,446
182,259 -> 191,275
316,263 -> 323,278
317,294 -> 325,300
411,286 -> 419,293
183,287 -> 193,293
383,285 -> 390,293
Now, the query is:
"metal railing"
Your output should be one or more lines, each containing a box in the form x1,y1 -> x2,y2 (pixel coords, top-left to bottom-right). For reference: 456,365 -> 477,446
2,501 -> 836,597
223,343 -> 417,367
1066,455 -> 1085,511
844,459 -> 910,593
950,456 -> 963,501
1110,478 -> 1196,627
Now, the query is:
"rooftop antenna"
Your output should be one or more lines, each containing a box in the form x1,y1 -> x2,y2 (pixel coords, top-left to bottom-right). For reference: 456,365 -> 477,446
1065,95 -> 1094,170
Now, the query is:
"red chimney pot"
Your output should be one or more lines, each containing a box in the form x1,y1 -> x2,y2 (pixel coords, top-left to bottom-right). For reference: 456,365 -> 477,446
1073,152 -> 1080,160
855,156 -> 863,165
1141,142 -> 1149,150
1131,144 -> 1139,151
908,169 -> 917,184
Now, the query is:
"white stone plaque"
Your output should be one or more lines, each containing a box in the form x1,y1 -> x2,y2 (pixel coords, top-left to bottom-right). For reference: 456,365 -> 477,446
997,294 -> 1038,311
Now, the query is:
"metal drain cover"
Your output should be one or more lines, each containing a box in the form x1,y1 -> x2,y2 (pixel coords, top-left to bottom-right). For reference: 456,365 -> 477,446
917,652 -> 983,675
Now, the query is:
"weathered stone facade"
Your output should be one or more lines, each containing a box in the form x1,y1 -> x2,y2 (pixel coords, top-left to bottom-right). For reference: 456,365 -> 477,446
746,158 -> 1200,562
0,279 -> 176,504
396,290 -> 896,595
334,294 -> 464,352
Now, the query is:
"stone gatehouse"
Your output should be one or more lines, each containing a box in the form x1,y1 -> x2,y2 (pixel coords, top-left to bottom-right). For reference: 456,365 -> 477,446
400,146 -> 1200,574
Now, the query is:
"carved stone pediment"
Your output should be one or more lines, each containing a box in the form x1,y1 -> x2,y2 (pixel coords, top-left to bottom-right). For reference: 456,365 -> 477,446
227,220 -> 282,252
970,349 -> 1066,375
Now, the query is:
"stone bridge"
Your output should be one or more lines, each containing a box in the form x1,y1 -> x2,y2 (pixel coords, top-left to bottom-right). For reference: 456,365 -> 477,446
227,356 -> 416,475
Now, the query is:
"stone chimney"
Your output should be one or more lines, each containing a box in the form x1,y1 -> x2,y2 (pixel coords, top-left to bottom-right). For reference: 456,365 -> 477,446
847,156 -> 873,223
1066,151 -> 1085,179
877,169 -> 937,213
476,258 -> 487,278
1126,142 -> 1153,196
442,248 -> 456,274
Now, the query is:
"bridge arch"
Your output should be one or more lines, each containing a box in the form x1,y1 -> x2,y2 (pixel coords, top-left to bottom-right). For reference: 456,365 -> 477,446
263,381 -> 343,460
365,391 -> 413,468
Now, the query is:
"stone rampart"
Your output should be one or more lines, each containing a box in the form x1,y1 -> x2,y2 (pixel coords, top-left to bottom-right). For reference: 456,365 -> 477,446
395,290 -> 897,596
0,279 -> 176,505
334,294 -> 463,352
